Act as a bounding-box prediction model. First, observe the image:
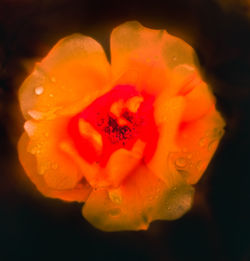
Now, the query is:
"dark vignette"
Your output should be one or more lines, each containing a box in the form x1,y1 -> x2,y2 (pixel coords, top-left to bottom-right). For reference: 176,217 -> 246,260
0,0 -> 249,260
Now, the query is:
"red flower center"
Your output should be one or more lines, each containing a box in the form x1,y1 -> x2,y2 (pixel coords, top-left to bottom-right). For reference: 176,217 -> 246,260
68,85 -> 159,167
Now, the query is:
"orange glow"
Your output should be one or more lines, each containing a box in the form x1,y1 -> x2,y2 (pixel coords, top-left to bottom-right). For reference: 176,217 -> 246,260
18,21 -> 225,231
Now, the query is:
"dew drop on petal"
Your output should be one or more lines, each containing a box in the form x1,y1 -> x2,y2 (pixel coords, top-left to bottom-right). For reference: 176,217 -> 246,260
38,161 -> 50,175
108,189 -> 122,204
208,139 -> 217,152
181,64 -> 195,71
29,144 -> 41,155
28,110 -> 44,120
24,121 -> 36,136
199,137 -> 206,147
175,157 -> 188,168
196,160 -> 204,171
35,86 -> 44,95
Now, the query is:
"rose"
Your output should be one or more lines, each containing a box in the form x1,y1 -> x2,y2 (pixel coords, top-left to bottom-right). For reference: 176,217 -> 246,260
18,21 -> 225,231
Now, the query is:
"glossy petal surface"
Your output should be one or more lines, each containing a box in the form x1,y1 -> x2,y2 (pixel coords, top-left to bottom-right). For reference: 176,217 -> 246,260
18,21 -> 225,231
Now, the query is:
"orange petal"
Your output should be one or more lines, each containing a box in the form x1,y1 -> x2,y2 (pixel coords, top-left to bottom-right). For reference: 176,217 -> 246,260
19,116 -> 93,201
18,133 -> 92,202
104,139 -> 146,187
23,117 -> 78,189
181,81 -> 215,122
82,166 -> 164,231
174,106 -> 225,184
19,34 -> 111,119
149,96 -> 185,182
82,164 -> 194,231
110,21 -> 197,96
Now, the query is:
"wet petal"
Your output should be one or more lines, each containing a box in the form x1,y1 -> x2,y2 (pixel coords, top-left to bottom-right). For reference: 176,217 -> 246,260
19,117 -> 93,201
149,96 -> 185,182
181,80 -> 215,122
153,182 -> 194,221
18,133 -> 92,202
19,34 -> 111,119
17,21 -> 226,232
174,107 -> 225,184
110,21 -> 197,95
23,117 -> 79,189
82,164 -> 194,231
82,166 -> 164,231
104,139 -> 146,187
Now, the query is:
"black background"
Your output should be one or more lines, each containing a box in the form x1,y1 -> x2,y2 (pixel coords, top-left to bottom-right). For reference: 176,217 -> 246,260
0,0 -> 250,260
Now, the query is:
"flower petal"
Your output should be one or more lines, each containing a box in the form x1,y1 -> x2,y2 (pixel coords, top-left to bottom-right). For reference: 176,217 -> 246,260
149,96 -> 186,182
82,164 -> 193,231
174,106 -> 225,184
104,139 -> 145,187
19,116 -> 93,201
18,133 -> 92,202
17,21 -> 225,232
82,166 -> 165,231
110,21 -> 197,96
19,34 -> 111,119
181,79 -> 215,122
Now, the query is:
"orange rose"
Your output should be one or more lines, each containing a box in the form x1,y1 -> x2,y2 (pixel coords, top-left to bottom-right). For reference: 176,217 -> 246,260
18,21 -> 225,231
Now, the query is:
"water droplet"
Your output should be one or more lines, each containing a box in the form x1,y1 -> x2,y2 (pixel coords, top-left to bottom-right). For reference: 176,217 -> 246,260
109,189 -> 122,204
51,77 -> 56,83
208,140 -> 217,152
49,93 -> 54,98
29,145 -> 41,155
213,128 -> 223,138
199,137 -> 206,147
35,86 -> 44,95
196,160 -> 204,171
24,121 -> 36,136
28,110 -> 43,120
173,56 -> 177,61
108,208 -> 121,216
175,157 -> 188,168
181,64 -> 195,71
38,161 -> 50,175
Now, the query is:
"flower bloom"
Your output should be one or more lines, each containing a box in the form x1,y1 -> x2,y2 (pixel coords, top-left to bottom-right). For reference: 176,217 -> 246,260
18,21 -> 225,231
